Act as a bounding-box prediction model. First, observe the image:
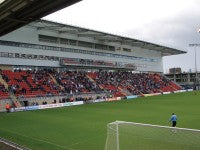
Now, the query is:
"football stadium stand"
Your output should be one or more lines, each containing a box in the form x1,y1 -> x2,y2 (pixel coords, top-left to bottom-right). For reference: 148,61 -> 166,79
0,19 -> 184,111
0,69 -> 181,110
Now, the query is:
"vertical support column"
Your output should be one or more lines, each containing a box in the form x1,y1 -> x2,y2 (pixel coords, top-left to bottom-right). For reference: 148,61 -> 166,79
194,47 -> 198,90
187,72 -> 190,83
173,68 -> 176,82
189,44 -> 200,90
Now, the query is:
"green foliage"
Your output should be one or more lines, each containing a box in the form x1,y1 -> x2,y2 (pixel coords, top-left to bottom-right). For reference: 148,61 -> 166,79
0,92 -> 200,150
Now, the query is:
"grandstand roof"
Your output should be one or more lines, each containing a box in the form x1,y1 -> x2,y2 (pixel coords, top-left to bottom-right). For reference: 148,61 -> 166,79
31,19 -> 186,56
0,0 -> 81,36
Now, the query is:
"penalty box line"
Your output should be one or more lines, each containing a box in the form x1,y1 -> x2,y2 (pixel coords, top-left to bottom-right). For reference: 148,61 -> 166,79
0,127 -> 76,150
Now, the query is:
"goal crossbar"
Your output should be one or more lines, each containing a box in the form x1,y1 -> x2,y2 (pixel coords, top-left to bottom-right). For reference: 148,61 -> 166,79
108,120 -> 200,132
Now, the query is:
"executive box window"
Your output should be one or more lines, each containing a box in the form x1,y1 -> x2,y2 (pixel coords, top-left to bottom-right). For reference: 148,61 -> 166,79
33,55 -> 38,59
38,34 -> 117,52
108,46 -> 115,51
0,40 -> 158,62
39,35 -> 58,43
78,41 -> 93,48
15,53 -> 20,58
68,39 -> 77,46
60,38 -> 68,45
8,53 -> 14,58
95,44 -> 108,50
123,48 -> 131,52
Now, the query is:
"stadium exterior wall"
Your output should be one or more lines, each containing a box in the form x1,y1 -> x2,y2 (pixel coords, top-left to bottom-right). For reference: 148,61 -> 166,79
0,21 -> 166,72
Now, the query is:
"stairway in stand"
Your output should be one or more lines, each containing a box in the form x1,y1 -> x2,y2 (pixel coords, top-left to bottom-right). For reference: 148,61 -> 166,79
0,74 -> 22,107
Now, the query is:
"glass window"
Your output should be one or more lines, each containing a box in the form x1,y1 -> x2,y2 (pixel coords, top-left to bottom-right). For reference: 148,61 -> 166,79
1,52 -> 8,57
21,54 -> 26,58
123,48 -> 131,52
27,54 -> 33,59
33,55 -> 38,59
8,53 -> 13,58
78,41 -> 93,48
69,39 -> 77,46
39,55 -> 44,60
60,38 -> 68,45
15,53 -> 20,58
0,40 -> 157,62
95,44 -> 108,50
44,56 -> 50,60
39,35 -> 58,43
109,46 -> 115,51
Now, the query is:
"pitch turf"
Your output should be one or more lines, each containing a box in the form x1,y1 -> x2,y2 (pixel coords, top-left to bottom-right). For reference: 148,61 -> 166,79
0,92 -> 200,150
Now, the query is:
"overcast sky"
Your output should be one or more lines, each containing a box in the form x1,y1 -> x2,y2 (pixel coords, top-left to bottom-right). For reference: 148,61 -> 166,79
44,0 -> 200,73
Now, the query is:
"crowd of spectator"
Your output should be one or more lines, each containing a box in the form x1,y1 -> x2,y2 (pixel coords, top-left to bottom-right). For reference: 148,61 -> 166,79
52,70 -> 101,94
91,71 -> 172,95
0,69 -> 178,100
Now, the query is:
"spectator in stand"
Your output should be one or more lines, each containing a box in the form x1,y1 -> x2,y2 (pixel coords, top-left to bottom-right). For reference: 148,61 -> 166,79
0,69 -> 172,102
6,103 -> 10,113
93,71 -> 171,96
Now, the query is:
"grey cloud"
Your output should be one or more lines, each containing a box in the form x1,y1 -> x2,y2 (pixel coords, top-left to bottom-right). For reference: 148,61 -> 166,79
122,9 -> 200,73
45,0 -> 200,73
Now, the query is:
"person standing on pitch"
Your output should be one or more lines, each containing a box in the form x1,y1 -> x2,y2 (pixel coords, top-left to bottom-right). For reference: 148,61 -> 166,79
169,113 -> 177,127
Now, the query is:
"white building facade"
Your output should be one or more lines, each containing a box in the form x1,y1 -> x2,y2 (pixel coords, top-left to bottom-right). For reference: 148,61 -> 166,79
0,20 -> 186,72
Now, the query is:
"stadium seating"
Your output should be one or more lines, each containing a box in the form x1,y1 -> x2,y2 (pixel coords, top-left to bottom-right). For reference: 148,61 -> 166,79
0,70 -> 181,100
52,71 -> 101,94
1,70 -> 61,98
87,71 -> 180,96
0,86 -> 9,99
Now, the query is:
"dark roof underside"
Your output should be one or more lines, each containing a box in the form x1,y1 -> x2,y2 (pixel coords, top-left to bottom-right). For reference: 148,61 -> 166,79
0,0 -> 82,36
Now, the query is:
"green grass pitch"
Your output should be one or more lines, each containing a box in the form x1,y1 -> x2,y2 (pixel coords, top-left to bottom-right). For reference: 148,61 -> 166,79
0,91 -> 200,150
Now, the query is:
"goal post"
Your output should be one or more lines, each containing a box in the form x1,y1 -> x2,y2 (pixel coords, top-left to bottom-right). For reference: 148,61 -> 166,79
105,121 -> 200,150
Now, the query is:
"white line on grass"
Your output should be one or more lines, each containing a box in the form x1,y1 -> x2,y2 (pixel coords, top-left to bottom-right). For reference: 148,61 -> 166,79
0,128 -> 76,150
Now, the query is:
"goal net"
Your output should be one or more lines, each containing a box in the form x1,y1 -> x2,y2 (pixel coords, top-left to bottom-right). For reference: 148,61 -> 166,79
105,121 -> 200,150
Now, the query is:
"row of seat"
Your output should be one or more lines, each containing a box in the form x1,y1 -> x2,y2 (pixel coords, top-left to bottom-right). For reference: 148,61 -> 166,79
0,70 -> 181,100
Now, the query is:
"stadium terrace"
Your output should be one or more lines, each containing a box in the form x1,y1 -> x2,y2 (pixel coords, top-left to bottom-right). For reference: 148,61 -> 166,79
0,19 -> 185,111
